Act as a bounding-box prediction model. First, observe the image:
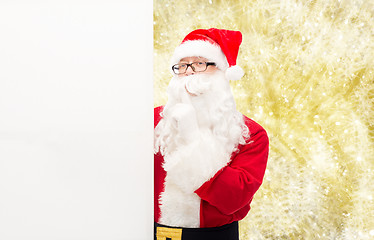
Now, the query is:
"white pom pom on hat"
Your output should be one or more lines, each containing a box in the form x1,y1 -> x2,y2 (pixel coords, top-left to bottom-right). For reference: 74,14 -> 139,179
225,65 -> 244,80
171,28 -> 245,81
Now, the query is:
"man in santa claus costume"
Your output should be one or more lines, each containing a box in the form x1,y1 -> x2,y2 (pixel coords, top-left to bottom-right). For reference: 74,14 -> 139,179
154,28 -> 269,240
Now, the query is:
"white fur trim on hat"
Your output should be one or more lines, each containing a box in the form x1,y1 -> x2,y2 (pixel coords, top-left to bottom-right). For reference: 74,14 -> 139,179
171,40 -> 229,71
225,65 -> 244,81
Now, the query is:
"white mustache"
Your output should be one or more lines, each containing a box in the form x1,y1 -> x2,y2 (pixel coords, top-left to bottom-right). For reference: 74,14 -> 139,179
182,74 -> 212,96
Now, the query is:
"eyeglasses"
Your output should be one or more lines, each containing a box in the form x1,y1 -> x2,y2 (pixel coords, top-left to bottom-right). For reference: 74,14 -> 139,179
172,62 -> 216,74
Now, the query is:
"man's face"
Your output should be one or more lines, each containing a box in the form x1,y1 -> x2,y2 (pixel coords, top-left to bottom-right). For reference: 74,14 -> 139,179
157,55 -> 243,156
177,56 -> 218,77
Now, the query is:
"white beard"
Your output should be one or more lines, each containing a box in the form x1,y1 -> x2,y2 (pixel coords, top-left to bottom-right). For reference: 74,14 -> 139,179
154,70 -> 249,228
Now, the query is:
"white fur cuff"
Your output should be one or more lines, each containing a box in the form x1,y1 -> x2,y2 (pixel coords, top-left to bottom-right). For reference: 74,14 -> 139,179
163,132 -> 232,193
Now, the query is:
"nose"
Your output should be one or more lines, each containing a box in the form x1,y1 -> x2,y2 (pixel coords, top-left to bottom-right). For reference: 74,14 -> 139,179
184,65 -> 195,76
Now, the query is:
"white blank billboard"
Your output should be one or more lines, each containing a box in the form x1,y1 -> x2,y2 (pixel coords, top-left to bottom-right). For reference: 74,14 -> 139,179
0,1 -> 153,239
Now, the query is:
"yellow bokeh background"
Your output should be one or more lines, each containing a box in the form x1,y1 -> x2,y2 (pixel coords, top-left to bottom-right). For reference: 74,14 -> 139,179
154,0 -> 374,239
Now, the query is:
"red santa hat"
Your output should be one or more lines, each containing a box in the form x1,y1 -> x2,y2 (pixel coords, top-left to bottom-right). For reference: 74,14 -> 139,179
171,28 -> 244,81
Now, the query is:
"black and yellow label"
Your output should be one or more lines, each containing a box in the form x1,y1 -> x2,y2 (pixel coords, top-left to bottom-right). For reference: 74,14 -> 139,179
156,226 -> 182,240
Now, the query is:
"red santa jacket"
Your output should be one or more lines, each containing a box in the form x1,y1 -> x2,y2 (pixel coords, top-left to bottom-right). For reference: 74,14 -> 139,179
154,106 -> 269,228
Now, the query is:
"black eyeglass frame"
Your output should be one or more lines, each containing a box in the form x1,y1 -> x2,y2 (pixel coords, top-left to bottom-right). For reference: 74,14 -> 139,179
171,62 -> 216,75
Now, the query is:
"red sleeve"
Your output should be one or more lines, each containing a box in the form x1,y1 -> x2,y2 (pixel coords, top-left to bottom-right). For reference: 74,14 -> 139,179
154,106 -> 164,127
154,106 -> 165,223
194,119 -> 269,216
